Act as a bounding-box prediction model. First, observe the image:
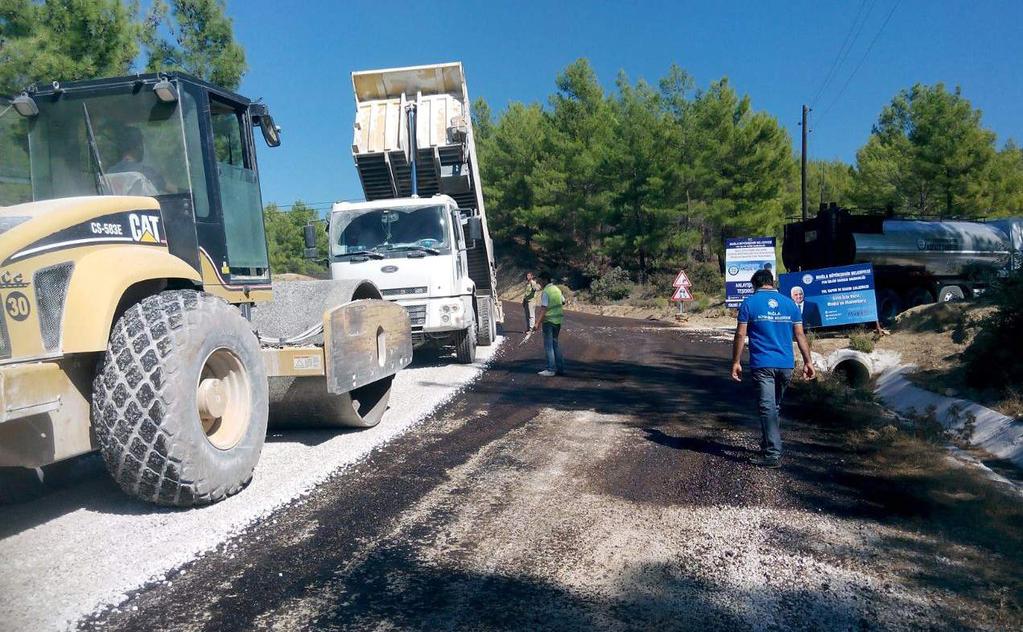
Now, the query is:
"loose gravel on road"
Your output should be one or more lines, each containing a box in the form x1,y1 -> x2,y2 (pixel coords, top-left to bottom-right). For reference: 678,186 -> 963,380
0,341 -> 502,632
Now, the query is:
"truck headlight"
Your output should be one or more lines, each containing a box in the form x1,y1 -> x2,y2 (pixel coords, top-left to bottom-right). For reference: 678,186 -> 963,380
441,314 -> 450,323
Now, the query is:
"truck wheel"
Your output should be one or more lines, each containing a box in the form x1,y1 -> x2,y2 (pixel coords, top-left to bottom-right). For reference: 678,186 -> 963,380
937,285 -> 965,302
92,290 -> 268,507
905,287 -> 934,309
477,298 -> 497,347
454,319 -> 478,364
876,289 -> 902,324
267,374 -> 393,428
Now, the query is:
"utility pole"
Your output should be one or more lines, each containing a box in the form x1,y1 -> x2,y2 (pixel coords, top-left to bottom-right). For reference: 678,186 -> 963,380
801,104 -> 810,221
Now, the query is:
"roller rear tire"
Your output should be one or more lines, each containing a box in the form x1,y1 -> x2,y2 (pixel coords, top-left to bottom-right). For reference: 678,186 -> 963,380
92,290 -> 268,507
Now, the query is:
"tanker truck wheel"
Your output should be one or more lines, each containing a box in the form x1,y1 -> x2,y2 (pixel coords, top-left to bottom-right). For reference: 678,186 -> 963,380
92,290 -> 268,507
938,285 -> 965,302
477,298 -> 497,347
876,289 -> 902,325
905,287 -> 934,309
268,374 -> 394,429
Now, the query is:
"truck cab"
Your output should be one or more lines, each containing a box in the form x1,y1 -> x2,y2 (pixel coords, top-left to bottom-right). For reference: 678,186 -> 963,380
329,194 -> 479,353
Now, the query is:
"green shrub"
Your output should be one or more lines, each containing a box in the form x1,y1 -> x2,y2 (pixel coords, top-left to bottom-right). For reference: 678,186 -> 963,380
684,261 -> 723,296
963,268 -> 1023,392
791,373 -> 882,427
589,266 -> 632,302
848,332 -> 875,353
689,296 -> 712,313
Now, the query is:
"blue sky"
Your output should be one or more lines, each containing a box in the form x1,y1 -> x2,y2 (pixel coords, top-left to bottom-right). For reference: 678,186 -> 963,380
226,0 -> 1023,209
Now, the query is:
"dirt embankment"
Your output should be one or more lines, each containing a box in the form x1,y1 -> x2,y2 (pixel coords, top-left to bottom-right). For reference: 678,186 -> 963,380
499,271 -> 734,331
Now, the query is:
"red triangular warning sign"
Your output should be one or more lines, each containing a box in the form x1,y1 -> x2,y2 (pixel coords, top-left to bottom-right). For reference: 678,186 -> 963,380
671,286 -> 693,302
673,270 -> 692,288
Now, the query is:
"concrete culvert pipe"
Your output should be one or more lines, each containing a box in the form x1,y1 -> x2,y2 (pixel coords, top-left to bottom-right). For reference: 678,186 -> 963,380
825,349 -> 873,388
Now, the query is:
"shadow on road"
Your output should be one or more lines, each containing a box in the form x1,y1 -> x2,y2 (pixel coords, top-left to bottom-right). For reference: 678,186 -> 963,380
640,427 -> 755,463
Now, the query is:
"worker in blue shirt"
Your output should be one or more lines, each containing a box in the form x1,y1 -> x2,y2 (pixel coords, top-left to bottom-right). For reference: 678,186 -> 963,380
731,269 -> 815,467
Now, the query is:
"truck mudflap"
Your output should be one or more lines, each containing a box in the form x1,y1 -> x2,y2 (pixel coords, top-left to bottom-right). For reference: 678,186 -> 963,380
324,299 -> 412,395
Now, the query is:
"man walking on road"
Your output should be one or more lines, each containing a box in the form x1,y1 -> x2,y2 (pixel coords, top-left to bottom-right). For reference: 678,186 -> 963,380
533,271 -> 565,377
523,272 -> 541,332
731,269 -> 815,467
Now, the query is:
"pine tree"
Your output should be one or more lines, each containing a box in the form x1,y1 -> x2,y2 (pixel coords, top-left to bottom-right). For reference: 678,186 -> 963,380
144,0 -> 246,90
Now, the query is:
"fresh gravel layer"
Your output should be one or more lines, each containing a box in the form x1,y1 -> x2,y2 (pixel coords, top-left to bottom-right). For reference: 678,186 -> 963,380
244,409 -> 966,631
0,339 -> 502,632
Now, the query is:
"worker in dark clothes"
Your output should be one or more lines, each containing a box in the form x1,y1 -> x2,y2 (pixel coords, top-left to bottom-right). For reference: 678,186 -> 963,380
523,272 -> 541,332
731,269 -> 815,467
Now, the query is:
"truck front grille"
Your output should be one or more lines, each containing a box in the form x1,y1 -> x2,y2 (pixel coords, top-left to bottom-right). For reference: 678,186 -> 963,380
404,304 -> 426,329
382,286 -> 428,297
34,262 -> 74,351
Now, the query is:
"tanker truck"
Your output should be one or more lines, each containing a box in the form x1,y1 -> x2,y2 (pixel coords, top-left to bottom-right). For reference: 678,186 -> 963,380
322,63 -> 502,363
0,73 -> 412,506
783,204 -> 1022,322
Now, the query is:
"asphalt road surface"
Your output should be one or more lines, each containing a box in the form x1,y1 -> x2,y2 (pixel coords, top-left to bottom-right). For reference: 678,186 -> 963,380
4,306 -> 1019,631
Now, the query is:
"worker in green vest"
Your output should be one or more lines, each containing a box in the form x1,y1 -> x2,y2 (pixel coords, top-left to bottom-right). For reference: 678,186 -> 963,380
533,270 -> 565,377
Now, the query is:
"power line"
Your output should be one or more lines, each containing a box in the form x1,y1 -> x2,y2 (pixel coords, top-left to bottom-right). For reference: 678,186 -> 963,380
273,201 -> 336,209
266,198 -> 376,213
817,1 -> 902,127
809,0 -> 873,108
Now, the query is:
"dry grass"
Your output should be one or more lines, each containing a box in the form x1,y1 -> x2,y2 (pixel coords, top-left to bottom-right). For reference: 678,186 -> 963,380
788,374 -> 1023,626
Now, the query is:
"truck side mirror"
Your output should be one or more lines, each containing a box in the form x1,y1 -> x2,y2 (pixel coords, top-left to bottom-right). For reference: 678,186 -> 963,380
251,103 -> 281,147
465,216 -> 483,242
259,114 -> 281,147
303,223 -> 318,259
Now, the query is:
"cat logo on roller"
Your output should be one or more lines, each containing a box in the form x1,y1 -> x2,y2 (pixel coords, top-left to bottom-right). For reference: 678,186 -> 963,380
128,213 -> 163,244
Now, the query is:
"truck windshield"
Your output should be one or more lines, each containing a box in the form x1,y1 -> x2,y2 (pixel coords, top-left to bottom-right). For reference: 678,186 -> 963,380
0,90 -> 191,204
331,205 -> 450,257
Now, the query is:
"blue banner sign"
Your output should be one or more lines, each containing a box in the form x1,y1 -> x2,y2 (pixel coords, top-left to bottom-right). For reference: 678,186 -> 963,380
724,237 -> 777,308
779,264 -> 878,329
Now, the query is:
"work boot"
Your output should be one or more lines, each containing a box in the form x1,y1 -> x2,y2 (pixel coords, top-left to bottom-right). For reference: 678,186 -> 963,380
750,454 -> 782,468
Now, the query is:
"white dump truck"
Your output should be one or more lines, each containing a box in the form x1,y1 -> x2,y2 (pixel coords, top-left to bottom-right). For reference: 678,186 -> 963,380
323,63 -> 502,363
